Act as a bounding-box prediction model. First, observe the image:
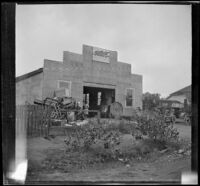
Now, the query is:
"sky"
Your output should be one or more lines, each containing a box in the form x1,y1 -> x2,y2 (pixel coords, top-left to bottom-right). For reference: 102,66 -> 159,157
16,4 -> 191,98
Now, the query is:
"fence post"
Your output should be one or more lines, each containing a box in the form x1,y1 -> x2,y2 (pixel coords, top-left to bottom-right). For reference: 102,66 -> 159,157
27,105 -> 29,137
24,105 -> 27,137
33,105 -> 36,137
20,106 -> 23,136
40,106 -> 43,136
29,105 -> 33,137
39,106 -> 42,137
36,106 -> 38,137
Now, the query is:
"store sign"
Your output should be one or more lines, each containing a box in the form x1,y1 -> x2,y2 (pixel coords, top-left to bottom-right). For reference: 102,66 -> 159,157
93,47 -> 110,63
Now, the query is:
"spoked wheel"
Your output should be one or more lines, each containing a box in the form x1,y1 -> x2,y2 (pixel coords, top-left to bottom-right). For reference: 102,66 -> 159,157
109,102 -> 123,119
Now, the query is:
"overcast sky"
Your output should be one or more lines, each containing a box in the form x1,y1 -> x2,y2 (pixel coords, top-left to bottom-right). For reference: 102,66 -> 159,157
16,4 -> 191,98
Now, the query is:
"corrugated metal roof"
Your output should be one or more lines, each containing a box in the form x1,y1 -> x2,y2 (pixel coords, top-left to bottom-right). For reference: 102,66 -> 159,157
16,68 -> 43,82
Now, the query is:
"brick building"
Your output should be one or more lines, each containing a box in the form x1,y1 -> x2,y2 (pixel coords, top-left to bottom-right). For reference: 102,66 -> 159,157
16,44 -> 143,116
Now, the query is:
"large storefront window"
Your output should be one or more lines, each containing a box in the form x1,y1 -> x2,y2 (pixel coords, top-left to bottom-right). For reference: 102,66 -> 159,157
126,88 -> 133,107
57,80 -> 71,96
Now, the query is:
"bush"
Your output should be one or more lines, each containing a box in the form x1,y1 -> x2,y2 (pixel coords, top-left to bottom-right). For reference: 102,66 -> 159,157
117,120 -> 133,134
135,112 -> 179,143
64,120 -> 122,157
64,111 -> 179,163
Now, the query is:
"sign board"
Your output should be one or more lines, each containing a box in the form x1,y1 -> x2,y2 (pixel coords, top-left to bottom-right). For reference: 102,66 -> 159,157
92,47 -> 110,63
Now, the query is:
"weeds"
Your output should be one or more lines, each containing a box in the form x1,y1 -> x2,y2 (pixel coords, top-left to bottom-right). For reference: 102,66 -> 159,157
63,110 -> 180,167
135,112 -> 179,143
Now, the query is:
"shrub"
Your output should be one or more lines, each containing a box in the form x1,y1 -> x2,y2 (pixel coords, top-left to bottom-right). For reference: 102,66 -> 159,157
64,111 -> 179,163
117,120 -> 134,134
64,120 -> 122,158
135,112 -> 179,143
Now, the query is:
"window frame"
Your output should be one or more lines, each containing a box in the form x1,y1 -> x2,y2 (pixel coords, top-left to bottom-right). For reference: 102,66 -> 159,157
57,80 -> 71,97
125,88 -> 134,108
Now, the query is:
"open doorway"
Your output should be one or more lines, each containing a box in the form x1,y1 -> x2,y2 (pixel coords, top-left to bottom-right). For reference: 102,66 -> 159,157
83,86 -> 115,117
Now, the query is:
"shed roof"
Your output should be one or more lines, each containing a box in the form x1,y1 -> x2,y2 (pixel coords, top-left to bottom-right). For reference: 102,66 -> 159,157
16,68 -> 43,82
169,85 -> 191,96
167,85 -> 191,102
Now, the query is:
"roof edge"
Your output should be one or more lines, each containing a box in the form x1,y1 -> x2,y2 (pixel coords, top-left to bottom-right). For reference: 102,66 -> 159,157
169,85 -> 191,96
16,68 -> 43,82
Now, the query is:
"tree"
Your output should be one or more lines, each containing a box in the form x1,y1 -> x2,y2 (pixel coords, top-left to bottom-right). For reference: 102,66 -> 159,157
142,92 -> 161,110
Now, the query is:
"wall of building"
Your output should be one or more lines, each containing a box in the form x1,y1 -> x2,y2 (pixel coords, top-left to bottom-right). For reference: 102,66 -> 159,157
81,45 -> 118,85
16,73 -> 43,105
42,45 -> 143,116
131,74 -> 143,108
42,59 -> 84,105
16,44 -> 143,117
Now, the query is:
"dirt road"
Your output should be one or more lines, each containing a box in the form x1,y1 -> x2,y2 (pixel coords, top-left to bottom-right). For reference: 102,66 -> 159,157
34,154 -> 190,183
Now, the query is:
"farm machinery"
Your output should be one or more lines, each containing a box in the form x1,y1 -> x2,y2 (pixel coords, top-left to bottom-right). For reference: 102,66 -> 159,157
34,96 -> 87,126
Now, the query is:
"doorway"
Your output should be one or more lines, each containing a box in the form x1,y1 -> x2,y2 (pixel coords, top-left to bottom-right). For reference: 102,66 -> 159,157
83,86 -> 115,117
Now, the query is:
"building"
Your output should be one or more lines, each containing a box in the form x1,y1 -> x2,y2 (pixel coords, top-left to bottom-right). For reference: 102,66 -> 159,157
16,44 -> 143,116
158,99 -> 183,109
167,85 -> 191,106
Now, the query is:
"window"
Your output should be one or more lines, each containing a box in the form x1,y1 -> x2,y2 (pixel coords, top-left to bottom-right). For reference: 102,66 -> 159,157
97,92 -> 101,106
126,88 -> 133,107
57,80 -> 71,96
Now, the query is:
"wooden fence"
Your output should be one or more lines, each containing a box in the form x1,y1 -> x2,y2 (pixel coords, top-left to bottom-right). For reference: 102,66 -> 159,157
16,105 -> 51,138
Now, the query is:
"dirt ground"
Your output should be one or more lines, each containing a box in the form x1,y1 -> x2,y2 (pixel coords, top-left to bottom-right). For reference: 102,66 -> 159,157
25,122 -> 191,184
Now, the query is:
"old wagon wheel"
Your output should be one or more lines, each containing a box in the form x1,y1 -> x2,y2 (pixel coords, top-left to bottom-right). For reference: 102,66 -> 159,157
109,102 -> 123,119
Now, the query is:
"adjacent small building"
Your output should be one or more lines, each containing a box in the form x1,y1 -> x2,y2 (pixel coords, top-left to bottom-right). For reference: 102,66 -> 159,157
16,44 -> 143,116
167,85 -> 191,106
158,99 -> 183,109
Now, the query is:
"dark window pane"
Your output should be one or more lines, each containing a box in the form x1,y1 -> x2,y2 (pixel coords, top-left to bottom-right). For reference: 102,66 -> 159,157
126,98 -> 132,106
126,89 -> 133,106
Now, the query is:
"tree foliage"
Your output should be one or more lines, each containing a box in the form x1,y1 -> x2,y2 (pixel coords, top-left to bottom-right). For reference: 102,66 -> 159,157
134,110 -> 179,143
142,92 -> 161,110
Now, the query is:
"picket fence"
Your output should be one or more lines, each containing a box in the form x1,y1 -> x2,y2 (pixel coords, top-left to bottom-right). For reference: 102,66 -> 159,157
16,105 -> 51,137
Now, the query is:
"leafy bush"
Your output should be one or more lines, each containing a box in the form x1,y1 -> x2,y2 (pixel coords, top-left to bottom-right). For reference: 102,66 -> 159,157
64,110 -> 179,163
118,120 -> 134,134
64,120 -> 122,158
135,111 -> 179,143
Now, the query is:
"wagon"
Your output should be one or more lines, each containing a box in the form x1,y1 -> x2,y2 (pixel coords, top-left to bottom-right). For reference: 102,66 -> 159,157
34,97 -> 86,124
